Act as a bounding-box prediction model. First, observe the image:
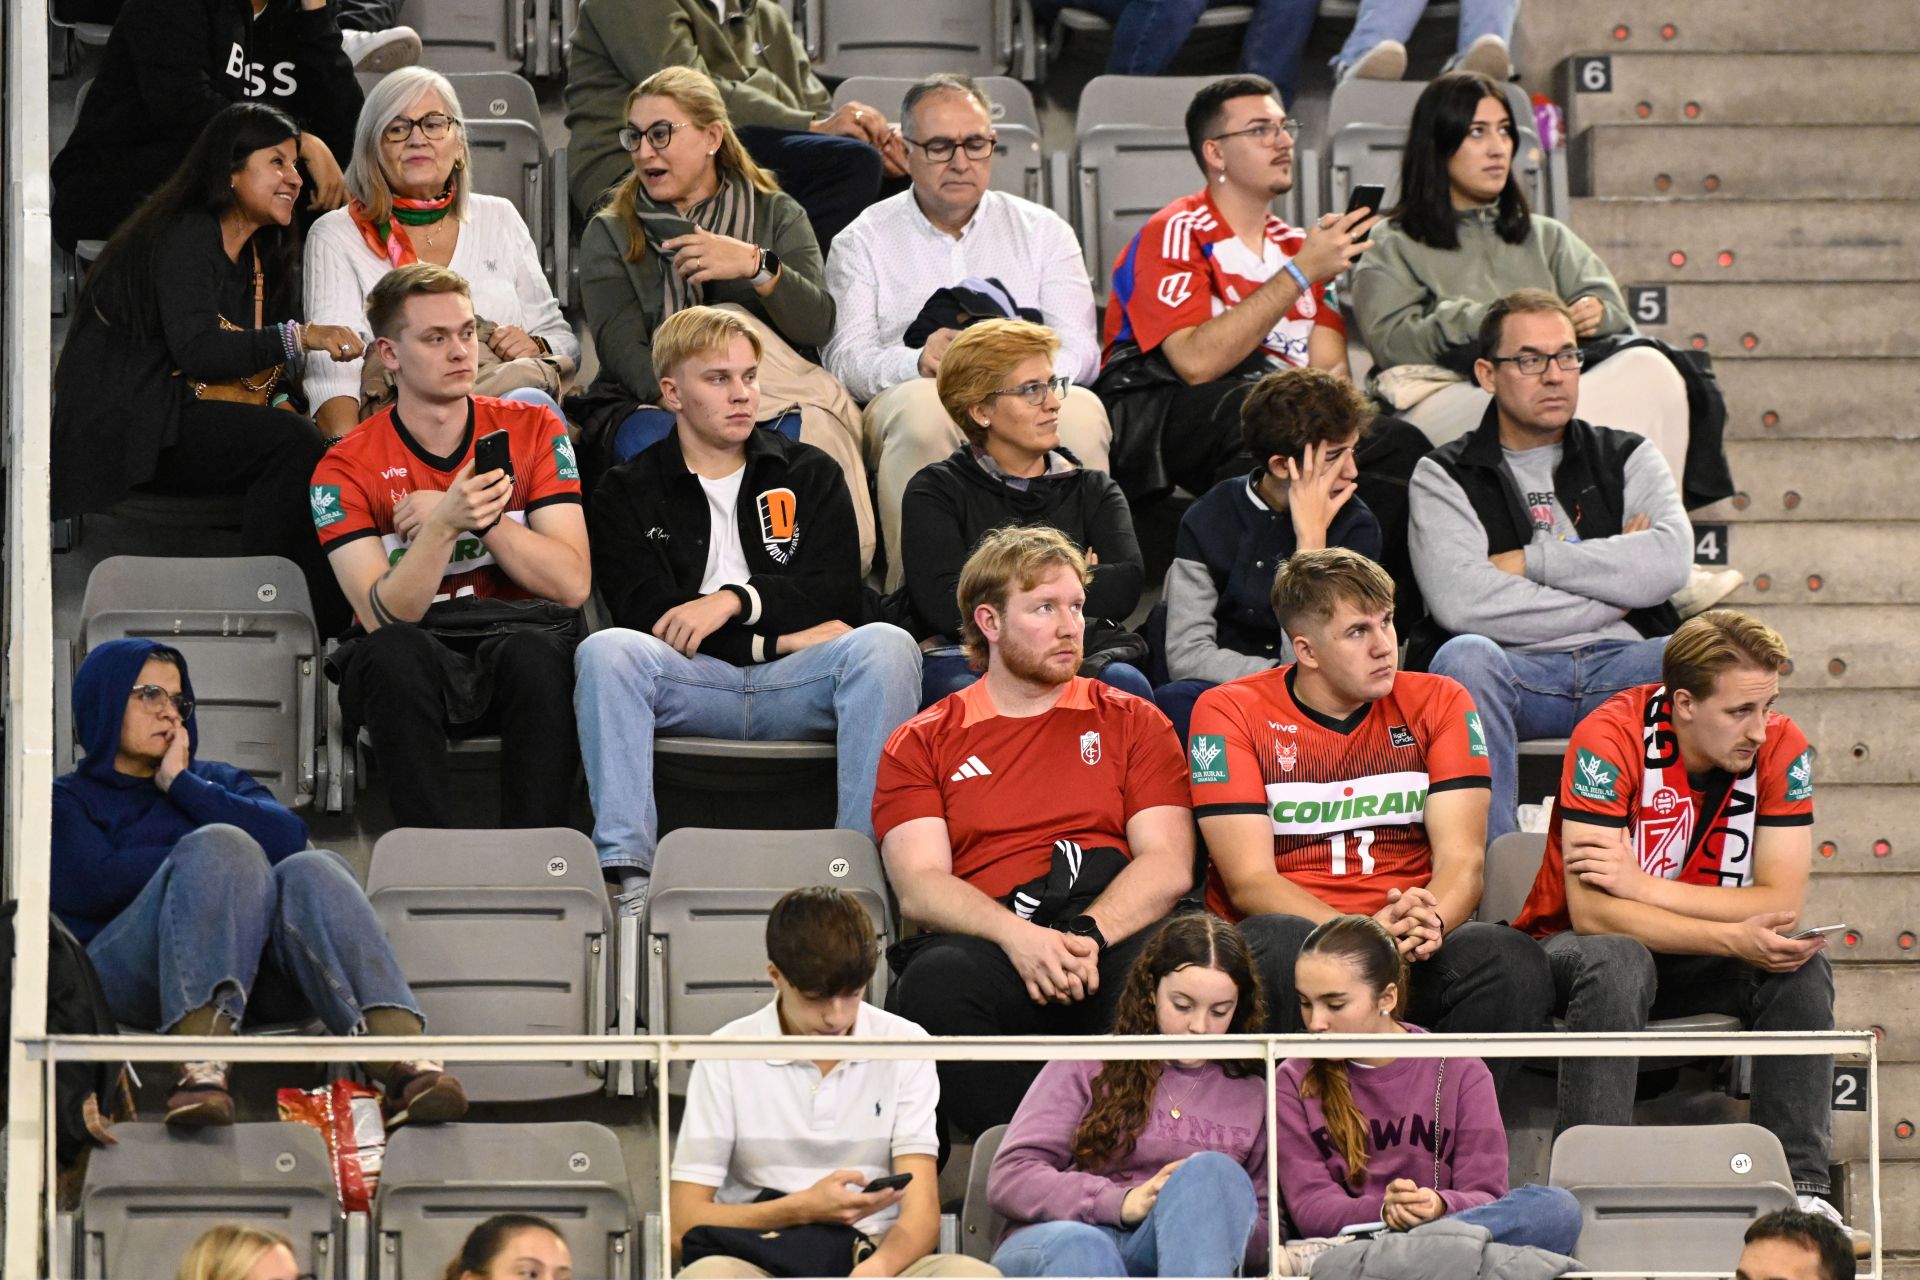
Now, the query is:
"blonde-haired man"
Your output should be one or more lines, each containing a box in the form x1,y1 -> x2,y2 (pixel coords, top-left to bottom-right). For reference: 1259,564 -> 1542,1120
1515,609 -> 1848,1235
873,525 -> 1193,1136
576,306 -> 921,907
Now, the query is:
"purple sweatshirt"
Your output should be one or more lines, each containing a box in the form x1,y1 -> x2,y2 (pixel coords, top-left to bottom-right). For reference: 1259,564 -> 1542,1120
987,1058 -> 1271,1269
1273,1028 -> 1509,1239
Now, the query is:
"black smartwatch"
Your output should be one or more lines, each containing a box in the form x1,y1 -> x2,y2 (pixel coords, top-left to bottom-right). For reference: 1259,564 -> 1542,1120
1058,914 -> 1109,953
752,246 -> 782,287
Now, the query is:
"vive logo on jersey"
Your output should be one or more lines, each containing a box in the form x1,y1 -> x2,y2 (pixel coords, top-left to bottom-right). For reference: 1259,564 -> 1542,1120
1571,748 -> 1620,804
1080,731 -> 1102,765
552,434 -> 579,482
1189,734 -> 1229,784
758,487 -> 799,563
1465,711 -> 1488,758
1786,748 -> 1814,802
1264,771 -> 1431,835
310,485 -> 345,529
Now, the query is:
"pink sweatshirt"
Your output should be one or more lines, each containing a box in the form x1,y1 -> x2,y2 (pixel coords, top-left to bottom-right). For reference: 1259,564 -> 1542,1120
987,1057 -> 1271,1269
1273,1029 -> 1509,1239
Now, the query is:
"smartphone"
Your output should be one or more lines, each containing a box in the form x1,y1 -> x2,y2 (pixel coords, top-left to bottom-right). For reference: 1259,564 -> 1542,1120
1789,923 -> 1849,940
1346,183 -> 1388,242
863,1172 -> 914,1193
472,430 -> 515,479
1337,1220 -> 1388,1238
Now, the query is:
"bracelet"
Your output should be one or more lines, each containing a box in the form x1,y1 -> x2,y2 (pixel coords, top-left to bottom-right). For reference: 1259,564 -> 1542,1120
279,320 -> 303,365
270,393 -> 291,409
1283,260 -> 1312,293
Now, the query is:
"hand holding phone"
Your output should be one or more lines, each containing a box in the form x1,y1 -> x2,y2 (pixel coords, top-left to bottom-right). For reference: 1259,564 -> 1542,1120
1345,183 -> 1388,244
1787,923 -> 1848,940
863,1171 -> 913,1193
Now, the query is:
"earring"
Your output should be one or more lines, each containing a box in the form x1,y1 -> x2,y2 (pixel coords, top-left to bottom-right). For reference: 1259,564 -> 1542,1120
1216,171 -> 1227,183
709,148 -> 718,156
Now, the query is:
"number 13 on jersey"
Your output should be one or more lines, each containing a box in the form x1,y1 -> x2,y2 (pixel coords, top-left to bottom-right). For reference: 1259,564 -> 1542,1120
1331,829 -> 1376,875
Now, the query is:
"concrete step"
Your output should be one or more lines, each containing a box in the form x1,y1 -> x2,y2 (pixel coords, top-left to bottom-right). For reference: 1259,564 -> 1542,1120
1692,441 -> 1920,524
1807,875 -> 1920,962
1715,360 -> 1920,441
1554,53 -> 1920,130
1719,525 -> 1920,605
1515,0 -> 1920,72
1568,199 -> 1920,285
1777,691 -> 1920,786
1804,788 -> 1920,872
1572,125 -> 1920,200
1871,1162 -> 1920,1252
1628,283 -> 1920,360
1837,966 -> 1918,1060
1833,1062 -> 1920,1164
1765,606 -> 1920,690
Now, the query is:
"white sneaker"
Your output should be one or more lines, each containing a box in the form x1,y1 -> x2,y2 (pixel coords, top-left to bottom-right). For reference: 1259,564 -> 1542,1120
1456,33 -> 1512,81
1671,565 -> 1745,618
1342,39 -> 1407,83
1797,1194 -> 1873,1259
341,26 -> 423,74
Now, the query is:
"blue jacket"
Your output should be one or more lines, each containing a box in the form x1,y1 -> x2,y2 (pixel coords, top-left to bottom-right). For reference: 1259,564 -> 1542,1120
51,637 -> 307,942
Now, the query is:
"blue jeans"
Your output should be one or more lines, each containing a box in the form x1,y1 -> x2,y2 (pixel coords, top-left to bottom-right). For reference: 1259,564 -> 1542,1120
1332,0 -> 1519,69
920,648 -> 1153,709
498,386 -> 566,425
612,407 -> 802,465
1151,678 -> 1216,746
1449,1183 -> 1584,1254
85,825 -> 422,1034
1428,635 -> 1668,842
993,1151 -> 1259,1277
1037,0 -> 1319,102
735,127 -> 885,251
574,623 -> 922,872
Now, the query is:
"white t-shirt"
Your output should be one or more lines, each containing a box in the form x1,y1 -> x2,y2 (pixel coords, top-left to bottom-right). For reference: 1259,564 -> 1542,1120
671,1000 -> 941,1237
697,465 -> 750,594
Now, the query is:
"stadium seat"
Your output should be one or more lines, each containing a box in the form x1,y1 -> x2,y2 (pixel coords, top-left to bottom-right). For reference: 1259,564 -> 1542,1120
958,1124 -> 1010,1262
376,1122 -> 634,1280
1323,79 -> 1553,219
444,71 -> 571,300
406,0 -> 565,78
810,0 -> 1015,77
652,735 -> 839,837
637,827 -> 895,1093
831,75 -> 1047,204
365,827 -> 614,1101
72,555 -> 326,809
1548,1123 -> 1798,1272
77,1123 -> 344,1280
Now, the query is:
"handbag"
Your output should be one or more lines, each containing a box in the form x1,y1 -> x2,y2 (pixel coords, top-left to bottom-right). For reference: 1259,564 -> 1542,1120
679,1190 -> 876,1277
188,244 -> 283,406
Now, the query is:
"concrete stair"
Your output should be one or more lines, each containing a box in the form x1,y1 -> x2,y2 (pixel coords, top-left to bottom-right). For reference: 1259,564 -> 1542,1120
1515,0 -> 1920,69
1569,199 -> 1920,284
1713,360 -> 1920,440
1573,125 -> 1920,199
1554,53 -> 1920,128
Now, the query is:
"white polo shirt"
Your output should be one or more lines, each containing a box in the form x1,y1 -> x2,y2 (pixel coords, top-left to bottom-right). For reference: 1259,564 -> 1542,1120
671,1000 -> 941,1236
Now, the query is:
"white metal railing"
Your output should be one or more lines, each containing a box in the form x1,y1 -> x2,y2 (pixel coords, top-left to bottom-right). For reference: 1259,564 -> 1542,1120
21,1029 -> 1881,1280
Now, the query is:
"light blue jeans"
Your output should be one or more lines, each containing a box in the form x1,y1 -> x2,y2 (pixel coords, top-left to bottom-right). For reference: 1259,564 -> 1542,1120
574,623 -> 922,872
1332,0 -> 1519,70
499,386 -> 567,424
1448,1183 -> 1584,1253
85,824 -> 422,1034
992,1150 -> 1259,1277
1429,634 -> 1668,842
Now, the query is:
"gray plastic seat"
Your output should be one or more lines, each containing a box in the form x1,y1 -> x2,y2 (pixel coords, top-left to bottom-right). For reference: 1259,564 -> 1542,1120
77,555 -> 325,808
811,0 -> 1013,76
366,827 -> 613,1101
959,1124 -> 1010,1262
79,1123 -> 341,1279
1323,79 -> 1549,217
1548,1123 -> 1798,1272
831,74 -> 1046,203
376,1122 -> 633,1280
641,827 -> 895,1092
448,71 -> 570,298
405,0 -> 545,74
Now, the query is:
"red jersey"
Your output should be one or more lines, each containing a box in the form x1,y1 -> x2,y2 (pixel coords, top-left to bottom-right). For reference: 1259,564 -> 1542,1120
1513,684 -> 1814,938
1188,667 -> 1490,921
1101,189 -> 1343,366
310,396 -> 581,609
871,677 -> 1190,902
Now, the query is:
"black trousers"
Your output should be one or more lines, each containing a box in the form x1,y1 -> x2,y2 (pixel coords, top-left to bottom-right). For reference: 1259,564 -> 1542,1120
736,126 -> 886,253
332,0 -> 403,29
147,398 -> 351,636
335,622 -> 579,828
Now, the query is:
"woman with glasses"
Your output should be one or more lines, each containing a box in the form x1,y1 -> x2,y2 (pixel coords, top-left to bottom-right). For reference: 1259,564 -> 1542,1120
302,67 -> 580,443
902,319 -> 1150,707
1351,72 -> 1690,478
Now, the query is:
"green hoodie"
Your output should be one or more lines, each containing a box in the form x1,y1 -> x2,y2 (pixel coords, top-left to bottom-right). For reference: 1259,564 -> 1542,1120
1351,205 -> 1632,372
565,0 -> 832,214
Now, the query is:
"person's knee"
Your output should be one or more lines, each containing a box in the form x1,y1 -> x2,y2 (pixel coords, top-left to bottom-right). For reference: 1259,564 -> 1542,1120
1237,912 -> 1316,959
1557,932 -> 1657,1012
575,627 -> 670,685
841,623 -> 921,683
1168,1150 -> 1256,1210
999,1222 -> 1120,1272
1430,634 -> 1509,688
1537,1184 -> 1584,1250
876,379 -> 960,452
1058,388 -> 1113,467
272,848 -> 359,902
1767,950 -> 1835,1027
1467,923 -> 1556,1008
173,825 -> 273,884
894,938 -> 1004,1025
356,621 -> 441,679
493,628 -> 576,693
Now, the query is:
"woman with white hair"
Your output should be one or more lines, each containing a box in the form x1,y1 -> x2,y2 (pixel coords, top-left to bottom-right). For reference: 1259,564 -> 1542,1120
303,66 -> 579,441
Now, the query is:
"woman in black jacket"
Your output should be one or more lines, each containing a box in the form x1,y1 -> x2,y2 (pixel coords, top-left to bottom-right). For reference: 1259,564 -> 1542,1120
52,104 -> 365,633
903,319 -> 1150,708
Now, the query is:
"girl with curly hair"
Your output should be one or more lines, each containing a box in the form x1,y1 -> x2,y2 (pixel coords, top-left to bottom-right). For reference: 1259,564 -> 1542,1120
986,914 -> 1270,1276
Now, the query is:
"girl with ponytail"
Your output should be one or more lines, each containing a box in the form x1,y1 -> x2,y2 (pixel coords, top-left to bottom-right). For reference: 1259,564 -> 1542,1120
1277,915 -> 1581,1251
987,914 -> 1272,1277
440,1214 -> 571,1280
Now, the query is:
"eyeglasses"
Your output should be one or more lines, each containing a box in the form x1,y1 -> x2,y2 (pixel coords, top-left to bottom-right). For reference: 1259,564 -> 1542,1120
903,133 -> 997,163
1210,118 -> 1300,146
1488,348 -> 1586,376
129,684 -> 195,719
619,120 -> 695,153
988,375 -> 1070,406
382,112 -> 459,144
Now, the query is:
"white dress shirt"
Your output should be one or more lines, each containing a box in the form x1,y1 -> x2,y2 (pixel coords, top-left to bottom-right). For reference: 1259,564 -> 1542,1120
822,188 -> 1101,402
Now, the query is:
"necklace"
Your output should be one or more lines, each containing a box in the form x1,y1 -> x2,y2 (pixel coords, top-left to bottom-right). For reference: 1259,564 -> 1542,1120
1163,1065 -> 1207,1120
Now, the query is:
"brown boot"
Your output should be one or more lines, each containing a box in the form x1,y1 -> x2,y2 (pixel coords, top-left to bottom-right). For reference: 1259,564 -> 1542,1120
164,1061 -> 234,1127
383,1061 -> 468,1128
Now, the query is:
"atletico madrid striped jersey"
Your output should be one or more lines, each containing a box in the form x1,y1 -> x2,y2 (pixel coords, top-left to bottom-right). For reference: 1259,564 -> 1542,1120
1188,666 -> 1491,920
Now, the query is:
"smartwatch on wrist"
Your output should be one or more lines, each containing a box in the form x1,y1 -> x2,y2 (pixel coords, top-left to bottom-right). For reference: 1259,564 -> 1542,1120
1057,914 -> 1109,953
751,247 -> 781,288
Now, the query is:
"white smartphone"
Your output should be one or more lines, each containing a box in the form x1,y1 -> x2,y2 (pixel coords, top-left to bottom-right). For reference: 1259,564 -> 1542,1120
1788,923 -> 1849,940
1337,1220 -> 1388,1238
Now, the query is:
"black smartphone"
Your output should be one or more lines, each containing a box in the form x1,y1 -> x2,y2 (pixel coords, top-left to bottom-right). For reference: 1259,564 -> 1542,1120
1346,183 -> 1388,242
472,430 -> 515,479
864,1172 -> 914,1193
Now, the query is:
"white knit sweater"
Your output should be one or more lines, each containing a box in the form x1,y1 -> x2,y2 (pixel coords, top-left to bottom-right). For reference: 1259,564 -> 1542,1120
301,193 -> 579,409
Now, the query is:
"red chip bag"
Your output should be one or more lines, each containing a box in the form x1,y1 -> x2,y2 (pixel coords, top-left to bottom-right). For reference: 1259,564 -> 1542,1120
277,1080 -> 388,1214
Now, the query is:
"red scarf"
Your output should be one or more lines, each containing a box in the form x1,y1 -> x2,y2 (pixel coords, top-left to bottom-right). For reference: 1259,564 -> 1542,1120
347,186 -> 457,268
1633,686 -> 1759,888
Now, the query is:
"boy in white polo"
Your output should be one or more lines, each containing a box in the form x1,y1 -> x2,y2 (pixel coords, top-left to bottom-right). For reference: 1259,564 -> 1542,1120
670,887 -> 998,1279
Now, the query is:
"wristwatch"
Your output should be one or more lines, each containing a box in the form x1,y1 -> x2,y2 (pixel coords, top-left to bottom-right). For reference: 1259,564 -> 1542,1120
1057,914 -> 1109,953
751,247 -> 782,288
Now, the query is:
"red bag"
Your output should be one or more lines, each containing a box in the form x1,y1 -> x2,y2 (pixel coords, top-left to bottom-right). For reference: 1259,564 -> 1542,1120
277,1081 -> 387,1214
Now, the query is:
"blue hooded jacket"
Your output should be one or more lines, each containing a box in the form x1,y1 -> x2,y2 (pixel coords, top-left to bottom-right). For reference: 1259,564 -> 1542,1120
52,638 -> 308,942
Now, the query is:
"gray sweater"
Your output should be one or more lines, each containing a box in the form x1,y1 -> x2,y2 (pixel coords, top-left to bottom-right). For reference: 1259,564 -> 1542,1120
1409,437 -> 1692,652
